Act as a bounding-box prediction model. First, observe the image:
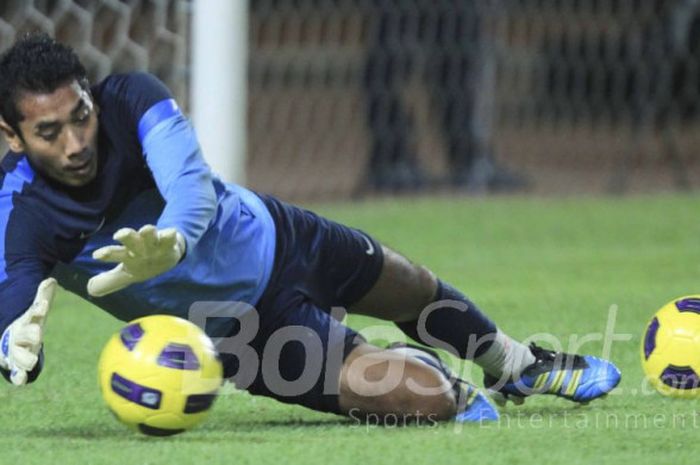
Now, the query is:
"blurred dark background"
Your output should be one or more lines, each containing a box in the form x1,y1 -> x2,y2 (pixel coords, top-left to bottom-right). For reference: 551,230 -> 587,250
2,0 -> 700,200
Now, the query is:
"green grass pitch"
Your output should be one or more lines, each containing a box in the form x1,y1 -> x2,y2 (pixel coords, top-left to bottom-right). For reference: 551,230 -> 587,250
2,193 -> 700,465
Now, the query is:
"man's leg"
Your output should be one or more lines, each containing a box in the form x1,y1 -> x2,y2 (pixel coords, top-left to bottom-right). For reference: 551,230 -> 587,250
338,343 -> 456,421
256,194 -> 617,408
338,342 -> 499,423
249,195 -> 496,421
223,297 -> 481,422
349,245 -> 535,378
349,245 -> 621,404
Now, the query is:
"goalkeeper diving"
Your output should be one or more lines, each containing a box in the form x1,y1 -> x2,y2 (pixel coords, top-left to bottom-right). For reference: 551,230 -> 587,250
0,34 -> 620,423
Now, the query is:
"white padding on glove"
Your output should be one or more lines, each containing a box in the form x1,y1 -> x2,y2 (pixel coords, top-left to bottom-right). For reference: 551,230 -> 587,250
0,278 -> 57,385
87,225 -> 185,297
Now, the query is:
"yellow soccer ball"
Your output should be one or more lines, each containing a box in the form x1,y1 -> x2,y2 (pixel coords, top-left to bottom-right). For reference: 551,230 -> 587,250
98,315 -> 223,436
641,296 -> 700,398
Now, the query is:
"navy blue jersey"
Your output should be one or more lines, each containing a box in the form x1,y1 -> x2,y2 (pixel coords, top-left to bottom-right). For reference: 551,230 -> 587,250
0,73 -> 276,337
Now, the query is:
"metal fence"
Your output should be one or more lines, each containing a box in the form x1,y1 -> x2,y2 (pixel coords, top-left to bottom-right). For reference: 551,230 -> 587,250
2,1 -> 700,200
248,0 -> 700,199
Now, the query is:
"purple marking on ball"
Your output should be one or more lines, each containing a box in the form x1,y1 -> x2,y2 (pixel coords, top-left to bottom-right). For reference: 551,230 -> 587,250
184,391 -> 218,414
660,365 -> 700,390
110,372 -> 162,409
675,298 -> 700,314
120,323 -> 145,351
157,343 -> 201,371
643,317 -> 660,360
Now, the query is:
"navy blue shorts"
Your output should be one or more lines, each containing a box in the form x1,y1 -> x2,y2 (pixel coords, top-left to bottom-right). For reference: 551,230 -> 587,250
219,194 -> 384,414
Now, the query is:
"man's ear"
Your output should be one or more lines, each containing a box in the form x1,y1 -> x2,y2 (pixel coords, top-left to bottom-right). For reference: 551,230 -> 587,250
0,119 -> 25,153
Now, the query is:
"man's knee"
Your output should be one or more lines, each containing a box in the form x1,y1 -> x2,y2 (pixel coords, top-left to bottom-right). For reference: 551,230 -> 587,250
338,344 -> 456,422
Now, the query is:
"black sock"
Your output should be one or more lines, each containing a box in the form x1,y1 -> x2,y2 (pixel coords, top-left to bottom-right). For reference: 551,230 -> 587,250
395,280 -> 497,359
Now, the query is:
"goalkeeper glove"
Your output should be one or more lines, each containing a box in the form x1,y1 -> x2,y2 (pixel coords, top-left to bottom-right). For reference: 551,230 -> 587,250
0,278 -> 57,386
87,225 -> 185,297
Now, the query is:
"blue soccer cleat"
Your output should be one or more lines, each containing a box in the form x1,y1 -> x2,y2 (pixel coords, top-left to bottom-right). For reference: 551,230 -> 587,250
484,343 -> 621,406
389,343 -> 499,423
452,379 -> 500,423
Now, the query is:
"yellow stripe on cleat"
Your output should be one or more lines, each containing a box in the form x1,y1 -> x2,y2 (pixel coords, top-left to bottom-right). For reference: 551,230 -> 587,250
564,370 -> 582,397
549,370 -> 566,394
464,387 -> 478,406
534,373 -> 549,391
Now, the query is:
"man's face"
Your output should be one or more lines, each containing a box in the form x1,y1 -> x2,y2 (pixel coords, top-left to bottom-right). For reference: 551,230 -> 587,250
2,80 -> 99,187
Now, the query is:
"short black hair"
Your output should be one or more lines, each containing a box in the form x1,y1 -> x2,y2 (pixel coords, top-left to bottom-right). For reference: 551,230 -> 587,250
0,33 -> 89,137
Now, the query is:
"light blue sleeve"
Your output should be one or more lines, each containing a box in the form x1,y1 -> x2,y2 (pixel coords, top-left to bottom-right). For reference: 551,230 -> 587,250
138,99 -> 218,253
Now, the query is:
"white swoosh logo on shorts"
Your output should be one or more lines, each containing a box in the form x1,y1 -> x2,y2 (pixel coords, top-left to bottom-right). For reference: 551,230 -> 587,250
361,235 -> 375,256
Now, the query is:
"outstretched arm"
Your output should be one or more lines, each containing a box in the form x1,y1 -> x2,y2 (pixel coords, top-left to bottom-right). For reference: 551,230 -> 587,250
137,96 -> 218,252
87,73 -> 218,297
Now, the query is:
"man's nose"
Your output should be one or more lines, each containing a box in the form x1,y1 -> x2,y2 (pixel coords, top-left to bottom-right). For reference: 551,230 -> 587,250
65,127 -> 86,157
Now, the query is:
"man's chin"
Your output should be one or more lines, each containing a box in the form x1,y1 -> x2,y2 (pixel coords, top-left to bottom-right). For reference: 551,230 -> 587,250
64,159 -> 98,186
60,168 -> 97,187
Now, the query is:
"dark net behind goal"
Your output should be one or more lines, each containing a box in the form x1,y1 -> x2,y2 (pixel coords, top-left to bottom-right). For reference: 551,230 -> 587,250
248,0 -> 700,200
3,1 -> 700,200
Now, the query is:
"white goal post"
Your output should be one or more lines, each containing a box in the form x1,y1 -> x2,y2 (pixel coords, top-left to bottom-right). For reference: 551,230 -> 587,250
191,0 -> 249,185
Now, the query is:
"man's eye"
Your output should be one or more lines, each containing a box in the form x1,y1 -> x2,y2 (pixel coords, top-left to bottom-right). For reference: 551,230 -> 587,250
39,132 -> 58,141
75,110 -> 91,124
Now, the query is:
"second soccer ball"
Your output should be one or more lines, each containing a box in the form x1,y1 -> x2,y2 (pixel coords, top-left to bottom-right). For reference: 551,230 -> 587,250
641,296 -> 700,398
